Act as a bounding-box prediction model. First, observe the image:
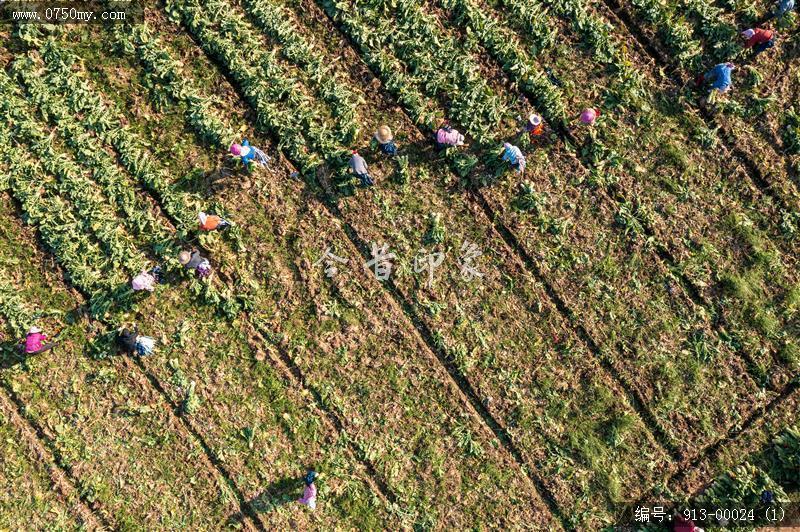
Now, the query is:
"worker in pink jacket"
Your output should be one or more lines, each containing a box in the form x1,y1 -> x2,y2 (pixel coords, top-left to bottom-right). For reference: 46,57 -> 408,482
435,122 -> 465,150
20,326 -> 56,355
297,470 -> 318,510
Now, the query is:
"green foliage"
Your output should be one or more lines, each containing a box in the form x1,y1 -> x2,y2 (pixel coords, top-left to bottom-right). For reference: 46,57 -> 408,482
782,106 -> 800,155
112,25 -> 236,150
695,463 -> 788,526
0,282 -> 36,337
448,151 -> 479,179
438,0 -> 566,127
604,412 -> 636,448
614,203 -> 646,237
392,155 -> 411,185
26,40 -> 245,316
452,421 -> 484,458
685,329 -> 719,363
181,380 -> 201,415
240,0 -> 362,144
766,425 -> 800,487
513,180 -> 547,214
424,213 -> 446,245
628,0 -> 706,70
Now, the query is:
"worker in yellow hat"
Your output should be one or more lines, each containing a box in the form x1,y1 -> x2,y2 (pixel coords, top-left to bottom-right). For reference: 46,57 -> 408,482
374,125 -> 398,156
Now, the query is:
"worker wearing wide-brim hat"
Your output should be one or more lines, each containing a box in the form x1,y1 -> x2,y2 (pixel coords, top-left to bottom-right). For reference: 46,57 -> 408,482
374,125 -> 398,156
178,249 -> 212,279
525,113 -> 545,136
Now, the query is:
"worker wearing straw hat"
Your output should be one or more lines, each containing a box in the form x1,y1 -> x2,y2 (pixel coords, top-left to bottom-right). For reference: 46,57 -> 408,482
374,125 -> 398,156
178,249 -> 212,279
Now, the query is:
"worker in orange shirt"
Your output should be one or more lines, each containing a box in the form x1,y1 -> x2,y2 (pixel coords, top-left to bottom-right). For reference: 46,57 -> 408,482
198,211 -> 232,232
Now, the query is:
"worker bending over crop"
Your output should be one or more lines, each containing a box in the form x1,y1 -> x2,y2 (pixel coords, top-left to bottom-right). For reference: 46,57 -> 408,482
769,0 -> 795,19
230,140 -> 270,168
435,122 -> 465,150
699,63 -> 736,94
297,470 -> 318,510
19,326 -> 57,355
198,212 -> 232,232
117,326 -> 155,356
525,113 -> 545,137
131,266 -> 163,292
580,108 -> 600,126
374,125 -> 398,156
674,514 -> 705,532
348,150 -> 374,187
501,142 -> 526,174
179,249 -> 213,279
741,28 -> 776,55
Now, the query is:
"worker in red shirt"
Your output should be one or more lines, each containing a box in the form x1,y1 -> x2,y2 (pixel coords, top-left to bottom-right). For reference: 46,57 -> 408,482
674,514 -> 705,532
741,28 -> 776,55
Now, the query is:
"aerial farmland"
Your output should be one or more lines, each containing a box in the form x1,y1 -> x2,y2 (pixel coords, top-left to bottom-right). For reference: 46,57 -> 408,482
0,0 -> 798,529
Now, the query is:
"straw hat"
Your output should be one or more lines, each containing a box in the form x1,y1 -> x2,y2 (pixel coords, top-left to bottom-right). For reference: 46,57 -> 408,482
741,29 -> 755,39
374,125 -> 393,144
27,326 -> 41,335
178,251 -> 191,265
529,114 -> 542,126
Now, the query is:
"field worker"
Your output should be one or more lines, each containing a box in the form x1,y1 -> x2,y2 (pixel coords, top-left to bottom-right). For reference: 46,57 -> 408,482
131,269 -> 157,292
525,113 -> 545,136
435,122 -> 465,150
501,142 -> 526,173
580,107 -> 600,126
198,211 -> 232,231
348,150 -> 374,187
741,28 -> 776,55
374,125 -> 398,156
702,62 -> 735,93
673,514 -> 704,532
230,139 -> 270,168
773,0 -> 795,18
297,470 -> 318,510
178,249 -> 212,278
20,326 -> 56,355
117,326 -> 156,356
